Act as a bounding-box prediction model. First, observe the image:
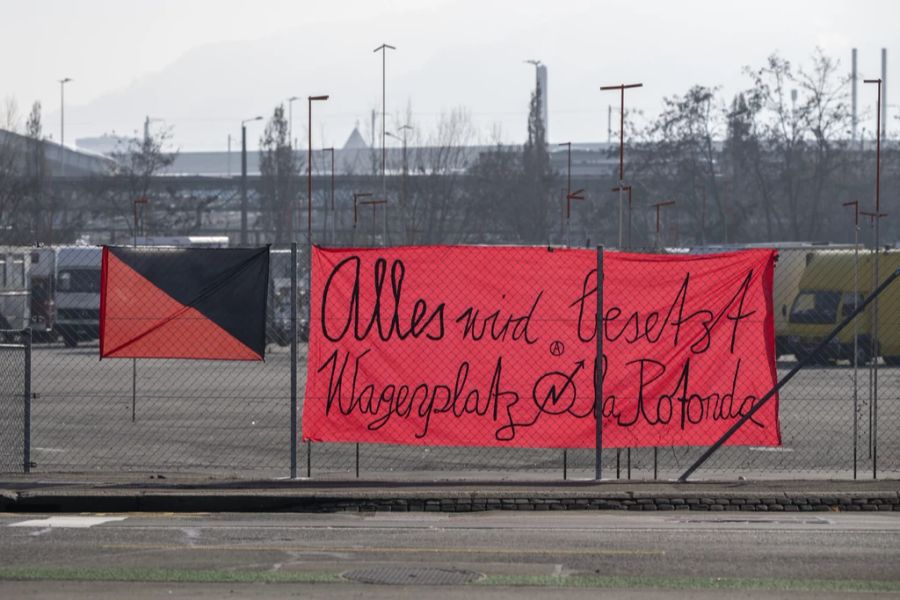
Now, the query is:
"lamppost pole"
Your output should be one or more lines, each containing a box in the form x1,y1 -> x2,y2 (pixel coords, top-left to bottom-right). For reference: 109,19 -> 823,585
360,198 -> 387,246
387,125 -> 412,214
352,191 -> 372,246
287,96 -> 299,149
374,43 -> 396,212
601,82 -> 643,248
558,142 -> 584,247
240,116 -> 263,246
860,208 -> 887,477
353,192 -> 373,229
323,147 -> 335,242
59,77 -> 72,148
863,77 -> 884,479
286,97 -> 299,243
843,199 -> 860,479
399,124 -> 412,212
611,185 -> 633,248
653,201 -> 675,249
307,95 -> 329,244
58,77 -> 72,177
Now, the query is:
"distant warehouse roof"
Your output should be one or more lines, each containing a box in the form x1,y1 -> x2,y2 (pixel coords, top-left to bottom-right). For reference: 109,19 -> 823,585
0,128 -> 115,177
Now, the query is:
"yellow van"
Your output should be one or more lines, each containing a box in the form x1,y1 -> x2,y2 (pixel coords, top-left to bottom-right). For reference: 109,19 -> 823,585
786,249 -> 900,365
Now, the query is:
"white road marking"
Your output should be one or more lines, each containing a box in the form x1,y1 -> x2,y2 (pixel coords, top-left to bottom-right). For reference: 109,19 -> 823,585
10,516 -> 128,528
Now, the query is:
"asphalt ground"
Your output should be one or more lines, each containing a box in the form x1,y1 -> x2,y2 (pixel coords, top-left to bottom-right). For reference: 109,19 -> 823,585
3,342 -> 899,479
0,511 -> 898,598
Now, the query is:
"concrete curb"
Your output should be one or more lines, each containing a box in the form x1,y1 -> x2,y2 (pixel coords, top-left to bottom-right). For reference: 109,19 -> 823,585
2,479 -> 899,513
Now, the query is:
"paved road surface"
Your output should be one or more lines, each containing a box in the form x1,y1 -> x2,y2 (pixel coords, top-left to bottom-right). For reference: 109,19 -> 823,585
1,511 -> 898,598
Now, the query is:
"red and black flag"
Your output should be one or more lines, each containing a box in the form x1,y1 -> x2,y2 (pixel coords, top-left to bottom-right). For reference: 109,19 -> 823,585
100,246 -> 269,360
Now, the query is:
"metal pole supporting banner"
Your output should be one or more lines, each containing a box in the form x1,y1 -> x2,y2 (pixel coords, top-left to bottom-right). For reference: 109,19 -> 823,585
23,328 -> 31,474
290,242 -> 298,479
307,240 -> 313,479
595,245 -> 604,480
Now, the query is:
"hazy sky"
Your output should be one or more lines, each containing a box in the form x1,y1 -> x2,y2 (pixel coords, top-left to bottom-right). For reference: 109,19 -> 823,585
2,0 -> 897,150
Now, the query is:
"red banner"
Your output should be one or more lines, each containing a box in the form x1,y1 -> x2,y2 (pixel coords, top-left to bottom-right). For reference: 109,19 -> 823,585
302,246 -> 780,448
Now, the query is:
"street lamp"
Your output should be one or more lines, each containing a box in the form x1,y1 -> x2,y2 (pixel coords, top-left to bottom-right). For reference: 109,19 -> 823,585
58,77 -> 72,177
374,43 -> 396,207
359,198 -> 387,246
323,147 -> 335,242
842,199 -> 861,479
353,192 -> 372,232
308,95 -> 329,244
287,96 -> 300,149
611,185 -> 633,248
601,82 -> 643,248
59,77 -> 72,147
863,77 -> 884,478
653,201 -> 675,249
386,124 -> 413,212
558,142 -> 584,247
241,115 -> 263,246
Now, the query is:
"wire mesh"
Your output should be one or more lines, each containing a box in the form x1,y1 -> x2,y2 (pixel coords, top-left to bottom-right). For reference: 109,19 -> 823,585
0,332 -> 26,473
0,242 -> 896,480
23,245 -> 298,476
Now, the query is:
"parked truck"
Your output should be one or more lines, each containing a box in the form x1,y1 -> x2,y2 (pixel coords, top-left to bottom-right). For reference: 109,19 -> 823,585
31,238 -> 230,347
56,246 -> 105,346
786,249 -> 900,365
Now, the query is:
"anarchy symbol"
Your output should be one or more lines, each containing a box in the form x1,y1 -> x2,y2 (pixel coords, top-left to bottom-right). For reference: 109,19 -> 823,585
549,340 -> 565,357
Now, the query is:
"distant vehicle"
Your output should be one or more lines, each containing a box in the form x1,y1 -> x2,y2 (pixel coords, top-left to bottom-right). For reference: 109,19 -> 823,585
32,237 -> 233,347
133,236 -> 230,248
29,240 -> 310,348
786,249 -> 900,365
0,247 -> 31,341
49,246 -> 103,347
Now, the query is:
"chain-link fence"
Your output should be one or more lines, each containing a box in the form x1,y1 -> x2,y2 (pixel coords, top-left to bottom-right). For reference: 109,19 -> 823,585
0,243 -> 897,480
0,329 -> 29,473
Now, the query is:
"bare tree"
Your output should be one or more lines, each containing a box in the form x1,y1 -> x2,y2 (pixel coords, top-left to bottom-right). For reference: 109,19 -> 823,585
407,106 -> 476,243
518,82 -> 555,243
635,85 -> 724,245
258,104 -> 300,244
22,101 -> 50,241
88,125 -> 178,241
741,50 -> 852,240
1,96 -> 21,132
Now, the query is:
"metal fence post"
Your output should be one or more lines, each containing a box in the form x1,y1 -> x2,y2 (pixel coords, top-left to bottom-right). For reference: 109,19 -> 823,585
290,243 -> 298,479
595,245 -> 604,480
23,328 -> 32,474
873,241 -> 880,480
306,242 -> 313,479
